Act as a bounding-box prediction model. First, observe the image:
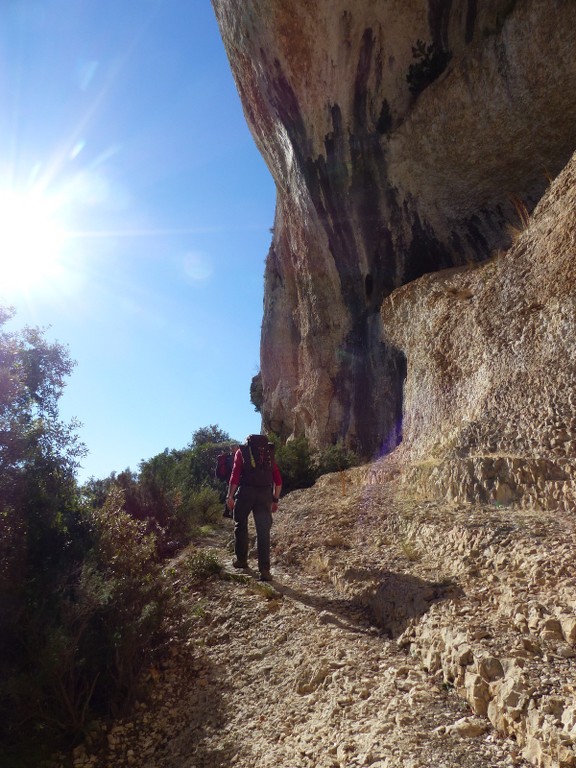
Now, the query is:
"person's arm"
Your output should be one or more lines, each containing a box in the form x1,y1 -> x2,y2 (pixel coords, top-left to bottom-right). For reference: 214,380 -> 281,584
226,483 -> 237,510
226,449 -> 243,510
271,463 -> 282,512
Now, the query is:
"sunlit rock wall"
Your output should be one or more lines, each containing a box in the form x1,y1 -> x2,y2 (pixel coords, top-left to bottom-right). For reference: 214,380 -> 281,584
376,151 -> 576,510
211,0 -> 576,457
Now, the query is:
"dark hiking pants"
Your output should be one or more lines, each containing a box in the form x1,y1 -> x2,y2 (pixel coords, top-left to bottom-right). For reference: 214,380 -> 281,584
233,484 -> 273,572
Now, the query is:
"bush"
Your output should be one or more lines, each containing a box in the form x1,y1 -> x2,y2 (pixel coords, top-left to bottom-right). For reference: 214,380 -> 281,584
80,487 -> 173,716
250,371 -> 263,413
184,548 -> 222,582
177,486 -> 222,534
314,441 -> 361,476
273,436 -> 317,494
0,487 -> 174,761
271,435 -> 361,494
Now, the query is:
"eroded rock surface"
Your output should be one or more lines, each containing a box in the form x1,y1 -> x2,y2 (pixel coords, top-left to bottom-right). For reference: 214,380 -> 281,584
211,0 -> 576,457
274,472 -> 576,767
375,150 -> 576,512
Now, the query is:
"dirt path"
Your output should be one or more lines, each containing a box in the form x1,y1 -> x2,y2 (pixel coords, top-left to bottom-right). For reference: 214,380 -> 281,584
69,501 -> 531,768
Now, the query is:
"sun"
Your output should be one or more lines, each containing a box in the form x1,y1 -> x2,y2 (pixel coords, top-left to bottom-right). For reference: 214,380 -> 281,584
0,187 -> 68,294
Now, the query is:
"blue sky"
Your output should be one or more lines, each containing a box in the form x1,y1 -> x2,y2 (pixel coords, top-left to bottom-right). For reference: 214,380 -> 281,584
0,1 -> 276,481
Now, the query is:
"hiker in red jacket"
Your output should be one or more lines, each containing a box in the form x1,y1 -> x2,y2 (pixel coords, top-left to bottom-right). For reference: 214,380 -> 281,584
226,435 -> 282,582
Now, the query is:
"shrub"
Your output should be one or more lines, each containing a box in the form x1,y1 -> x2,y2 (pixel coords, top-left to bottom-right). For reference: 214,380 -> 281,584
271,435 -> 361,493
273,435 -> 316,494
80,487 -> 173,716
250,371 -> 263,413
184,548 -> 222,582
176,486 -> 222,536
270,435 -> 362,494
314,441 -> 361,476
0,487 -> 174,757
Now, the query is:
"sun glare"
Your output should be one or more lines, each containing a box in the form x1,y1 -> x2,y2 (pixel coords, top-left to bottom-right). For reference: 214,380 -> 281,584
0,188 -> 68,294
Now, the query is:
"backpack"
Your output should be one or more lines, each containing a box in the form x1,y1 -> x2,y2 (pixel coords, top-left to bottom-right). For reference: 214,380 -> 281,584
215,452 -> 233,482
240,434 -> 275,487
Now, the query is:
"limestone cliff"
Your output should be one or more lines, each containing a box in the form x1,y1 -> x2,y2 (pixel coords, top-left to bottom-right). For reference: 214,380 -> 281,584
211,0 -> 576,460
373,150 -> 576,511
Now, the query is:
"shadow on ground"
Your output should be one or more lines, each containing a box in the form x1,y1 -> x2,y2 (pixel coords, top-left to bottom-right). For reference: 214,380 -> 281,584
363,570 -> 464,638
270,567 -> 463,640
272,580 -> 378,636
150,654 -> 237,768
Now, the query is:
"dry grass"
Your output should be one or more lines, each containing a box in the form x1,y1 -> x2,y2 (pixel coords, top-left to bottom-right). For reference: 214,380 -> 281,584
399,538 -> 422,562
507,196 -> 531,242
322,533 -> 350,549
304,551 -> 332,580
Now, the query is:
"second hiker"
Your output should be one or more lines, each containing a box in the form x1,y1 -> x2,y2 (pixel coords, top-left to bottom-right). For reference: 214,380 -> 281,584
226,434 -> 282,582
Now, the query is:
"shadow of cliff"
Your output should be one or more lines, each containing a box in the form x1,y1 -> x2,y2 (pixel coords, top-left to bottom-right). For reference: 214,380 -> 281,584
363,569 -> 464,638
273,568 -> 463,640
273,580 -> 378,636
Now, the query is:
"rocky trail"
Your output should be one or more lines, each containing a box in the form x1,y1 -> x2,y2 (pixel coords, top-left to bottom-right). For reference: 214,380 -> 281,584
69,469 -> 576,768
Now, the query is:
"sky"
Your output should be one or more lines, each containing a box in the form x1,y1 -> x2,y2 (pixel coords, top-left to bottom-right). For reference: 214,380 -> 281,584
0,0 -> 277,482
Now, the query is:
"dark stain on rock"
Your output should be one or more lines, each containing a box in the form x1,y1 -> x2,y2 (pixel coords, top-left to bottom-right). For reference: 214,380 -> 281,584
304,112 -> 412,455
403,212 -> 455,284
465,0 -> 478,43
465,214 -> 490,255
376,99 -> 392,134
332,315 -> 407,457
262,46 -> 496,459
428,0 -> 452,49
365,273 -> 374,301
353,28 -> 374,129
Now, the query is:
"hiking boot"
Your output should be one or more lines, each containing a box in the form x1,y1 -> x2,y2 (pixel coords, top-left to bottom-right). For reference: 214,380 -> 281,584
232,559 -> 248,569
259,570 -> 272,582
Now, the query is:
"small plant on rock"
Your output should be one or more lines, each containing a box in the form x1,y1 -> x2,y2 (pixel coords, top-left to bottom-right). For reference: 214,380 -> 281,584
507,195 -> 531,242
185,549 -> 222,582
400,538 -> 421,562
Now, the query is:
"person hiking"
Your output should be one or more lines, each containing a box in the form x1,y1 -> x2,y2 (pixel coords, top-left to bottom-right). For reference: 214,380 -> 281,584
226,434 -> 282,582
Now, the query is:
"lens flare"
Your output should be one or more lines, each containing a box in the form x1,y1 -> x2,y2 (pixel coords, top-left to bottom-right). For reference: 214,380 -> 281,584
0,188 -> 68,293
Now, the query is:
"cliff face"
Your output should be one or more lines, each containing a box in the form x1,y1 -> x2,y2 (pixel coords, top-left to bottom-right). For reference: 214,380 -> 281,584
211,0 -> 576,459
374,151 -> 576,511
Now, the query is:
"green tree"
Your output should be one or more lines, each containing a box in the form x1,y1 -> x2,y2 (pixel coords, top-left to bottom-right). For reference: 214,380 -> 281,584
250,371 -> 263,413
0,307 -> 86,582
134,432 -> 237,545
83,469 -> 145,522
0,306 -> 87,757
191,424 -> 230,447
138,450 -> 179,527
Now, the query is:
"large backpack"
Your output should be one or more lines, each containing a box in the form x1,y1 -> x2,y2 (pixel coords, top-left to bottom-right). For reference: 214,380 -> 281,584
240,434 -> 274,487
214,452 -> 233,482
